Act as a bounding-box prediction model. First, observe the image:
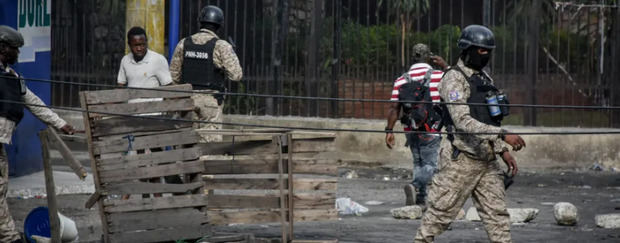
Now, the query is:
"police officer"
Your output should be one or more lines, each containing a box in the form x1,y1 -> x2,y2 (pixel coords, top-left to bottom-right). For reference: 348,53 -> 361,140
0,25 -> 75,243
414,25 -> 526,243
169,5 -> 243,142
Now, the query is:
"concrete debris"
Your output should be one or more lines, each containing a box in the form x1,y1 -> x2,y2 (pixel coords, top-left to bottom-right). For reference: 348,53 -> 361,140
465,207 -> 481,221
390,205 -> 423,219
508,208 -> 539,223
540,202 -> 555,206
595,214 -> 620,229
364,200 -> 384,206
466,207 -> 539,223
382,176 -> 391,181
554,202 -> 578,226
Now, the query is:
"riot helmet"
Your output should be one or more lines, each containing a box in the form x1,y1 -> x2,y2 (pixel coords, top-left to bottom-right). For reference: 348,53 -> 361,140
198,5 -> 224,27
458,25 -> 495,70
457,25 -> 495,50
0,25 -> 24,48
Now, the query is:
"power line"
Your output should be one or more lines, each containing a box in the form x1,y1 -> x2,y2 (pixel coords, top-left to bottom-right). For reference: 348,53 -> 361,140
7,75 -> 620,110
3,99 -> 620,135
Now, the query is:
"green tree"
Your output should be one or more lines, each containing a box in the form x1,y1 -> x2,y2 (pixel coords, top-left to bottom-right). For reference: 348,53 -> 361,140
379,0 -> 430,67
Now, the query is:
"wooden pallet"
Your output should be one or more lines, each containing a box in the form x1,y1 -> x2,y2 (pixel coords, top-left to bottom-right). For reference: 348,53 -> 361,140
200,130 -> 338,241
80,84 -> 210,243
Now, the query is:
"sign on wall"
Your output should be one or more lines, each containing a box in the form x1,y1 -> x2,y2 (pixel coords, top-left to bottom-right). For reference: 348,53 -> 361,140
17,0 -> 51,63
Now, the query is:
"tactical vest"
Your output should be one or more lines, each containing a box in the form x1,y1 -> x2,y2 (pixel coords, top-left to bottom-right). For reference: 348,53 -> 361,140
181,36 -> 226,91
442,67 -> 502,129
0,71 -> 25,124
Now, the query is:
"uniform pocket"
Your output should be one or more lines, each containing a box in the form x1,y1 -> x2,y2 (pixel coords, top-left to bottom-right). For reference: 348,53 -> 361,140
428,183 -> 460,211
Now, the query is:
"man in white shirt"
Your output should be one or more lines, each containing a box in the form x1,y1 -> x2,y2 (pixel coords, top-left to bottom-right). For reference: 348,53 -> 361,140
117,26 -> 172,96
117,26 -> 173,199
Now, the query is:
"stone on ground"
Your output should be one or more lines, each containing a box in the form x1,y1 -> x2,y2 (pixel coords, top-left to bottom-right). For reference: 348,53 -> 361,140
595,214 -> 620,229
391,205 -> 423,219
466,207 -> 481,221
508,208 -> 539,223
456,208 -> 466,220
553,202 -> 578,226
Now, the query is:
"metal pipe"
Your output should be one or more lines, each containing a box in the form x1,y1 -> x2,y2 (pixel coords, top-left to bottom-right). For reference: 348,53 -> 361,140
168,0 -> 180,62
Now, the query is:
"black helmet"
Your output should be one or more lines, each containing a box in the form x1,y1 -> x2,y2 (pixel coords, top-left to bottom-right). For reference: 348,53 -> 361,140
0,25 -> 24,48
198,5 -> 224,26
457,25 -> 495,50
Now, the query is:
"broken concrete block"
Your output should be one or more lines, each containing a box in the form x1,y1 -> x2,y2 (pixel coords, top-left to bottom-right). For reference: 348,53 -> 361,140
554,202 -> 578,226
595,214 -> 620,229
391,205 -> 423,219
466,207 -> 481,221
508,208 -> 539,223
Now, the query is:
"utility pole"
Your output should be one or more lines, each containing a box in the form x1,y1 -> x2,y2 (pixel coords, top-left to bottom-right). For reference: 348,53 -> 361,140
525,0 -> 540,126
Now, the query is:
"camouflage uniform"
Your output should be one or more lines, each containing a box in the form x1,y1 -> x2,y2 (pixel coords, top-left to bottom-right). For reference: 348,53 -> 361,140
169,29 -> 242,142
0,65 -> 68,242
414,59 -> 511,243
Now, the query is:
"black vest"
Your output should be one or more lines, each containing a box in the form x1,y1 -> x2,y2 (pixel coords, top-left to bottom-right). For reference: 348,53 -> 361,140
443,67 -> 502,128
181,36 -> 226,91
0,70 -> 25,124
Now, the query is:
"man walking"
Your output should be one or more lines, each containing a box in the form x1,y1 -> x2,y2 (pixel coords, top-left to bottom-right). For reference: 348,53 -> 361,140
385,43 -> 448,206
0,25 -> 75,243
414,25 -> 526,243
169,5 -> 243,142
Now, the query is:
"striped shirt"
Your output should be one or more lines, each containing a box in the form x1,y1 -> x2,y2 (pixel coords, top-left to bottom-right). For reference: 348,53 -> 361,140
390,63 -> 444,103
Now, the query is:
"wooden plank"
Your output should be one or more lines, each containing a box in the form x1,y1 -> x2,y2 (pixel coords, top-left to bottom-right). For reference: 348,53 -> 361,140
88,98 -> 194,118
79,92 -> 111,242
103,181 -> 203,195
292,138 -> 335,153
206,193 -> 335,210
91,116 -> 192,137
84,84 -> 193,104
47,128 -> 87,180
291,240 -> 338,243
108,224 -> 209,243
287,133 -> 295,240
98,147 -> 202,171
276,135 -> 288,242
84,191 -> 101,209
207,195 -> 280,209
99,160 -> 204,183
202,178 -> 337,191
107,208 -> 206,232
103,194 -> 207,213
202,158 -> 337,175
56,134 -> 87,144
93,130 -> 200,155
201,140 -> 277,155
40,131 -> 61,243
208,209 -> 338,225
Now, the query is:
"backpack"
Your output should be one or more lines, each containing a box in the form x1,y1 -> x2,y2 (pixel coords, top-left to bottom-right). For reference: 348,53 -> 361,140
398,69 -> 444,132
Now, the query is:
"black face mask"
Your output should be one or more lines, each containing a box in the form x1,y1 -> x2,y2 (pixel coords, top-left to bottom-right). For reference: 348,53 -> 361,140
464,48 -> 491,70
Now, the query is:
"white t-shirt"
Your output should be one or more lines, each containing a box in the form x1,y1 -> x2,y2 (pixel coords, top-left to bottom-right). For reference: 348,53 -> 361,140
117,49 -> 173,103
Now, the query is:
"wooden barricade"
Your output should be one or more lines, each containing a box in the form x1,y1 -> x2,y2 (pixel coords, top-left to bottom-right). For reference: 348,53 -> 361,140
79,84 -> 210,243
200,130 -> 338,241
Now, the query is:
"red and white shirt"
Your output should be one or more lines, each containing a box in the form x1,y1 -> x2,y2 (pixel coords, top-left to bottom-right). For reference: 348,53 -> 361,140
390,63 -> 444,131
391,63 -> 444,102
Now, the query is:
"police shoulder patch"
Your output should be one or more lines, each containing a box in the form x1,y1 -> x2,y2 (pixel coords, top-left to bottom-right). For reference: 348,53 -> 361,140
449,91 -> 460,101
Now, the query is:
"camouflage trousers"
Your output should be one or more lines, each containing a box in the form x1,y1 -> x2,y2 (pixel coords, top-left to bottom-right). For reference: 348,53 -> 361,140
0,146 -> 20,242
191,93 -> 223,143
414,142 -> 511,243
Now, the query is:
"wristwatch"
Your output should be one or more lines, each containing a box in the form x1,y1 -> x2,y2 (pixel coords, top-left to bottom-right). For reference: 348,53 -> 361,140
385,127 -> 393,134
498,129 -> 507,140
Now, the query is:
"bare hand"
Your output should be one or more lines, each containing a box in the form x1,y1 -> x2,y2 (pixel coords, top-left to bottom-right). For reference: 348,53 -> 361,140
503,134 -> 526,151
501,151 -> 518,177
60,124 -> 75,135
430,55 -> 448,70
385,133 -> 395,149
